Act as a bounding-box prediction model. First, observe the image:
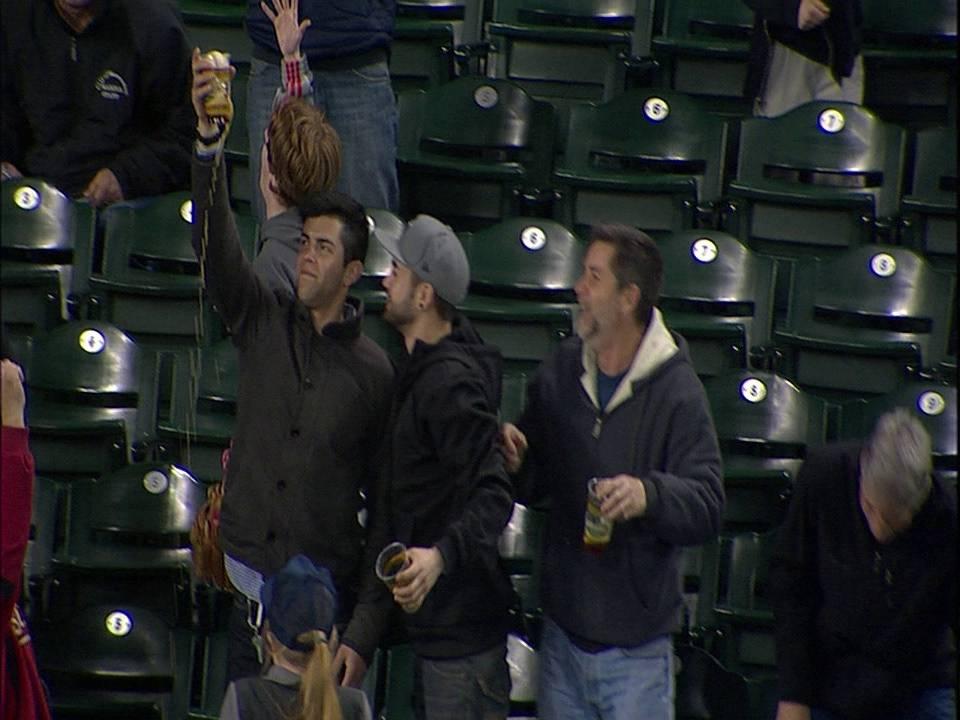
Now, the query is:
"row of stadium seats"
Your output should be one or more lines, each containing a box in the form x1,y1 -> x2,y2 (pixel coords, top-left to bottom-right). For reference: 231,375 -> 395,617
177,0 -> 958,128
4,168 -> 955,394
18,306 -> 956,491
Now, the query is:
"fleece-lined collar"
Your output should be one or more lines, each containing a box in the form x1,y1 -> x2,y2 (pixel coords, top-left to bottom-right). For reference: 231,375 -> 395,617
579,308 -> 679,414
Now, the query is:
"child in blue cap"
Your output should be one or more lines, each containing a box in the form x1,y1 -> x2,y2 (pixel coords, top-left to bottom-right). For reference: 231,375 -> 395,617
219,554 -> 372,720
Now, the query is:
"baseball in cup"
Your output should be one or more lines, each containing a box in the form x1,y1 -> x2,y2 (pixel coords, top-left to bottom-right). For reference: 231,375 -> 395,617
583,477 -> 613,551
202,50 -> 233,122
375,541 -> 410,588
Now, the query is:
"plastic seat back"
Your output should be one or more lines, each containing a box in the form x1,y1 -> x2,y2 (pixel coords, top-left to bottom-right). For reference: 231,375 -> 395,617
727,101 -> 907,257
487,0 -> 654,107
26,321 -> 158,477
555,89 -> 728,236
658,230 -> 775,377
397,76 -> 556,230
92,193 -> 220,345
705,371 -> 829,531
34,603 -> 191,720
860,0 -> 957,126
61,462 -> 203,571
774,245 -> 955,397
1,178 -> 95,335
463,216 -> 585,297
651,0 -> 754,116
714,530 -> 778,672
901,125 -> 957,265
158,340 -> 238,483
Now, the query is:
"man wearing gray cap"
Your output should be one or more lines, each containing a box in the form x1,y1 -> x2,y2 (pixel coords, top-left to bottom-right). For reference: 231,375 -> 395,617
379,215 -> 516,719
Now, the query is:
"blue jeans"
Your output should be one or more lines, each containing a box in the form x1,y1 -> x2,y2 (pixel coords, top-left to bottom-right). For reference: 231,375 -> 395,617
247,55 -> 399,222
538,616 -> 675,720
811,688 -> 957,720
418,642 -> 511,720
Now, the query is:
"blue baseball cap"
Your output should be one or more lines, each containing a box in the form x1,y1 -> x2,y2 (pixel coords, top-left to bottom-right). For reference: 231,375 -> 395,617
260,554 -> 338,652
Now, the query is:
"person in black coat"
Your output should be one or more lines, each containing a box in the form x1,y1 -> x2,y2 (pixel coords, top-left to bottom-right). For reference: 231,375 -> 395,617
771,408 -> 957,720
379,215 -> 516,719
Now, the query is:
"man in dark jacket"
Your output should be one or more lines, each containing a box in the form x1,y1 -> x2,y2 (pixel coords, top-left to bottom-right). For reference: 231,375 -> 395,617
501,224 -> 724,720
246,0 -> 398,221
191,54 -> 394,689
743,0 -> 863,117
1,0 -> 194,205
379,215 -> 516,718
770,408 -> 957,720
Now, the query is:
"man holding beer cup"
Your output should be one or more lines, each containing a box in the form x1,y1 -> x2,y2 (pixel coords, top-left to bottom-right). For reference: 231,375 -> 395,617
378,216 -> 516,718
190,50 -> 395,692
501,225 -> 723,720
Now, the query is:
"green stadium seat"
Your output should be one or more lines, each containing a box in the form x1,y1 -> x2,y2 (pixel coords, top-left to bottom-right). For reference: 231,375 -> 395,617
704,370 -> 830,532
26,321 -> 161,478
680,538 -> 722,636
658,230 -> 776,377
713,531 -> 778,679
392,17 -> 457,94
900,125 -> 957,269
397,76 -> 556,231
650,0 -> 754,117
157,338 -> 237,484
91,193 -> 216,347
840,381 -> 957,486
1,178 -> 96,337
50,463 -> 204,627
860,0 -> 957,127
500,370 -> 528,424
553,89 -> 729,237
179,0 -> 252,65
724,101 -> 907,260
459,217 -> 582,372
34,603 -> 193,720
773,245 -> 955,399
486,0 -> 655,112
23,475 -> 60,622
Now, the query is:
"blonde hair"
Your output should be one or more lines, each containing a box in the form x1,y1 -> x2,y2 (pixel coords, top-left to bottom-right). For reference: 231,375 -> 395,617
268,98 -> 342,209
266,625 -> 344,720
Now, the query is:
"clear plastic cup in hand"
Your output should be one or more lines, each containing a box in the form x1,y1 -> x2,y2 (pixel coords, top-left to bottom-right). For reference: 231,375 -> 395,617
375,541 -> 410,589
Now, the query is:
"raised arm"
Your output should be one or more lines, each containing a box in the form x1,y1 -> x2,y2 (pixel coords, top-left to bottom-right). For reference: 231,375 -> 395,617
190,50 -> 273,345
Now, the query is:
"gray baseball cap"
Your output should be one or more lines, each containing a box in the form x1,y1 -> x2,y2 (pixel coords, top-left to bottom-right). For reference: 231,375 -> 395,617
378,214 -> 470,305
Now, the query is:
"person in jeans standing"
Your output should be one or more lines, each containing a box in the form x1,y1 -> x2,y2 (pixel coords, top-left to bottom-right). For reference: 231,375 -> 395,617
246,0 -> 398,222
379,216 -> 516,718
501,225 -> 724,720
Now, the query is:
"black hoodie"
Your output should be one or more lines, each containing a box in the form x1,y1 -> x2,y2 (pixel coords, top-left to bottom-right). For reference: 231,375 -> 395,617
386,316 -> 516,659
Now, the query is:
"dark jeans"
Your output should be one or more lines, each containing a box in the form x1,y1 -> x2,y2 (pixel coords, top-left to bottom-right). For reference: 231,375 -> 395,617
418,642 -> 511,720
812,688 -> 957,720
226,595 -> 263,684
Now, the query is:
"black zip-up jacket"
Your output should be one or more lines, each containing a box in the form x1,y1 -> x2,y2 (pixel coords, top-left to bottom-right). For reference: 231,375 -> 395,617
771,443 -> 957,719
1,0 -> 194,199
386,317 -> 516,659
518,312 -> 724,649
743,0 -> 862,101
191,155 -> 394,663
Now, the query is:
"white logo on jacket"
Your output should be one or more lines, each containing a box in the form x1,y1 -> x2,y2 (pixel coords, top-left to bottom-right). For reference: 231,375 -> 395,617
95,70 -> 129,100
